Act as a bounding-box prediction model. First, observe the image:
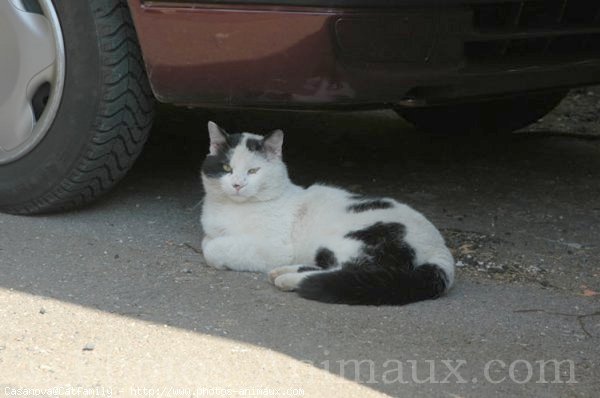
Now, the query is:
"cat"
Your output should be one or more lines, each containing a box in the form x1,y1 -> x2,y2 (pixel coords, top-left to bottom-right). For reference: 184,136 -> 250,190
200,121 -> 455,305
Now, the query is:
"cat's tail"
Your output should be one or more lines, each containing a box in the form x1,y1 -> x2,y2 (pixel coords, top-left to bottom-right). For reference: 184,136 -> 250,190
297,263 -> 450,306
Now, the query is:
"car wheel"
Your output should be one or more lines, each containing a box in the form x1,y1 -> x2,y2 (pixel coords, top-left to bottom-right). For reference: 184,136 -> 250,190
0,0 -> 154,214
396,91 -> 567,136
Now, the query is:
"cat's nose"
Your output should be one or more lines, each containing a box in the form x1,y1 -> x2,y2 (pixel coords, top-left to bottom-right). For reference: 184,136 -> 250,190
233,183 -> 246,192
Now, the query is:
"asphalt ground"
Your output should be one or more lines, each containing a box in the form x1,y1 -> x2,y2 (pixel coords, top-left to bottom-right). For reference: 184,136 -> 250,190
1,89 -> 599,397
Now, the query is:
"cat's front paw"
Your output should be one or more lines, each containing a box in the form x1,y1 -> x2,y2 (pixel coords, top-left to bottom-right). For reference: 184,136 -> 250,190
268,265 -> 305,284
202,239 -> 229,270
273,273 -> 304,292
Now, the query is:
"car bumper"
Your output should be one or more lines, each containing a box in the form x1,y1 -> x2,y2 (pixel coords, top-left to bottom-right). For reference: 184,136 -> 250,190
128,0 -> 600,108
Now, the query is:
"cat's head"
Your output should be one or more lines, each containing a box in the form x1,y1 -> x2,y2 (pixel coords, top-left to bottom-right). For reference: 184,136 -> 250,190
201,121 -> 289,202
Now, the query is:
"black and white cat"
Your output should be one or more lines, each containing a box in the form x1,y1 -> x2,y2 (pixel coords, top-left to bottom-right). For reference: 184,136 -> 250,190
200,121 -> 455,305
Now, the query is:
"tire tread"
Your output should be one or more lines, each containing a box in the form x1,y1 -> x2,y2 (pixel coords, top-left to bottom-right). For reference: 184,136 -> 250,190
3,0 -> 154,214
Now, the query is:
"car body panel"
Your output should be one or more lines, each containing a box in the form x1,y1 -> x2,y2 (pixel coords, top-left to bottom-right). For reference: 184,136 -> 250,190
127,0 -> 600,109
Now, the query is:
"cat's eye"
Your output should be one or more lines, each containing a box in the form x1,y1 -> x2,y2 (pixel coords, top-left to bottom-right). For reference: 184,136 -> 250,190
223,164 -> 232,173
248,168 -> 260,175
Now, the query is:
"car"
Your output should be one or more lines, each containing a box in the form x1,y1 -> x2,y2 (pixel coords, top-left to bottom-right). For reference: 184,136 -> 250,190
2,0 -> 600,214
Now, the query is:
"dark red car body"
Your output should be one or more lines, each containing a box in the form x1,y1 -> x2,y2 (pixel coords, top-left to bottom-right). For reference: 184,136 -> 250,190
127,0 -> 600,109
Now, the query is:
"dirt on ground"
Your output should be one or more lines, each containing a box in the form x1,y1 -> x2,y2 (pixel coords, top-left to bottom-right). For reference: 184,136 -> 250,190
527,85 -> 600,137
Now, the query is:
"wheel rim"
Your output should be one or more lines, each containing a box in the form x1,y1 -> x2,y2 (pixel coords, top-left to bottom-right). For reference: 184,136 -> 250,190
0,0 -> 65,165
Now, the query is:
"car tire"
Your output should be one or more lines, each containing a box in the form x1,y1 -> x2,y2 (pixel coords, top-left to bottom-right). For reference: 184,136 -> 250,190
396,91 -> 567,136
0,0 -> 153,214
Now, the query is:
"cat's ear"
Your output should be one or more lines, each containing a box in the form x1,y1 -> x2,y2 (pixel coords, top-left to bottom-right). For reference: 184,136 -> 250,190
207,121 -> 228,155
263,129 -> 284,159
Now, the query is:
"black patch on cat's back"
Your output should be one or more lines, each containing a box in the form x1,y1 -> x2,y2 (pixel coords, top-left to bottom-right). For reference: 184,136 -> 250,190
347,200 -> 394,213
345,222 -> 415,270
315,247 -> 337,269
345,222 -> 404,246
